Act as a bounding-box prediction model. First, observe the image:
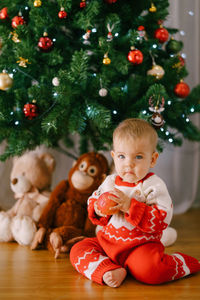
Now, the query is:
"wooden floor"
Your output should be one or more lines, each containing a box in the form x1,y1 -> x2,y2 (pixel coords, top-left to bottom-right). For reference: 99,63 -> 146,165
0,208 -> 200,300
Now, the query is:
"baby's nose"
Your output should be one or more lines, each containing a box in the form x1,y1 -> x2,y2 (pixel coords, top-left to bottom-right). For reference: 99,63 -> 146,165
126,159 -> 134,167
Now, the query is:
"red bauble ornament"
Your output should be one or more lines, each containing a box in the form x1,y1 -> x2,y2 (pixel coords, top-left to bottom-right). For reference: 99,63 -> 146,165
138,25 -> 145,31
128,49 -> 143,65
23,103 -> 39,120
154,27 -> 169,43
104,0 -> 117,3
174,81 -> 190,98
58,8 -> 67,18
80,0 -> 86,8
11,16 -> 25,29
38,34 -> 53,52
97,192 -> 119,215
178,55 -> 185,67
0,7 -> 8,20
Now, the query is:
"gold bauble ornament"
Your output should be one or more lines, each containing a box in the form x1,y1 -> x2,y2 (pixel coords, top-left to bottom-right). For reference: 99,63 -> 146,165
147,64 -> 165,80
0,71 -> 13,91
34,0 -> 42,7
103,54 -> 111,65
149,3 -> 157,12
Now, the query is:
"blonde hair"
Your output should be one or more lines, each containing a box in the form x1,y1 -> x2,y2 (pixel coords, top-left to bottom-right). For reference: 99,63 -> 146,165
113,118 -> 158,151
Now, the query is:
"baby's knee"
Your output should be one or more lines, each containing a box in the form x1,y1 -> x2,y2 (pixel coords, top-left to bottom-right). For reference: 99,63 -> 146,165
70,237 -> 97,265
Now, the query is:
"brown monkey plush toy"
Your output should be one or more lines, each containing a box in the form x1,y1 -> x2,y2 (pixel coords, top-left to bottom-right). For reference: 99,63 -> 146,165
31,152 -> 109,258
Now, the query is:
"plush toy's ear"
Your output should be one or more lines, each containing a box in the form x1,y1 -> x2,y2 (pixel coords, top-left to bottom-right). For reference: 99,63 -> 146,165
72,160 -> 77,167
39,153 -> 56,173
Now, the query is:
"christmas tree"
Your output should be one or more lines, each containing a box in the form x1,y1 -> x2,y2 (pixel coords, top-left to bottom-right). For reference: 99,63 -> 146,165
0,0 -> 200,161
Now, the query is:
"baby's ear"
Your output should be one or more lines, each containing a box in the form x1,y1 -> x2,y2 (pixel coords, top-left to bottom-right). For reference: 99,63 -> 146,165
151,152 -> 159,168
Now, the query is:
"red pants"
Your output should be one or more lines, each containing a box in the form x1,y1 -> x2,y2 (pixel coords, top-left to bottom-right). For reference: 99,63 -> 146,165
70,237 -> 200,285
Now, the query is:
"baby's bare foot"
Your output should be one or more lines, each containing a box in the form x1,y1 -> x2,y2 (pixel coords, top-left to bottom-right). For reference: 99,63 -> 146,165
103,267 -> 127,288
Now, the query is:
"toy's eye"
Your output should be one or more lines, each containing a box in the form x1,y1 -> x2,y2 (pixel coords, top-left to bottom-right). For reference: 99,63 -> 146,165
79,161 -> 87,171
87,165 -> 98,177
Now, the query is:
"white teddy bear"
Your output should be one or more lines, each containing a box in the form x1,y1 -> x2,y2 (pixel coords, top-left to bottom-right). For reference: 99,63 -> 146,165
0,150 -> 55,246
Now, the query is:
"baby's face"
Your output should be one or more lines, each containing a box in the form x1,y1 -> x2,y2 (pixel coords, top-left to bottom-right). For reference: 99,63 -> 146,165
111,136 -> 158,183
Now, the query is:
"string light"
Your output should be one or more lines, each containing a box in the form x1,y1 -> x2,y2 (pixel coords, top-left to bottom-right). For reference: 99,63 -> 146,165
168,138 -> 173,143
188,11 -> 194,16
190,107 -> 195,113
113,110 -> 117,114
180,30 -> 185,36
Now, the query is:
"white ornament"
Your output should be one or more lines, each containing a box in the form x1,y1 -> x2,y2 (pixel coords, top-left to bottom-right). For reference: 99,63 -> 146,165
52,77 -> 59,86
99,88 -> 108,97
31,80 -> 39,86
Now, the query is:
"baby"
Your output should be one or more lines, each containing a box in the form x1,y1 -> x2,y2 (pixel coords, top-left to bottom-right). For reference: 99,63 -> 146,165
70,118 -> 200,287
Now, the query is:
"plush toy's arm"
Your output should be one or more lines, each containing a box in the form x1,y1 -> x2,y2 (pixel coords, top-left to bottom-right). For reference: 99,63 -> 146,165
7,198 -> 22,217
32,191 -> 51,222
38,180 -> 68,229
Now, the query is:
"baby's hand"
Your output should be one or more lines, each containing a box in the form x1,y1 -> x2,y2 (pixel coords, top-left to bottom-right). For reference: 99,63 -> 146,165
133,189 -> 146,202
108,188 -> 131,213
94,201 -> 107,217
146,188 -> 157,205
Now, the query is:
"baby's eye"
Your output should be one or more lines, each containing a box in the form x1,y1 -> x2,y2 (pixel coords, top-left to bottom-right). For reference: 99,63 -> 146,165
136,155 -> 143,160
118,154 -> 125,159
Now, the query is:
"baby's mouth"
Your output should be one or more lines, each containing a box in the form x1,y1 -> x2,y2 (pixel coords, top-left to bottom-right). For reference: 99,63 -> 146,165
125,170 -> 134,175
